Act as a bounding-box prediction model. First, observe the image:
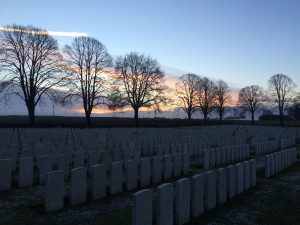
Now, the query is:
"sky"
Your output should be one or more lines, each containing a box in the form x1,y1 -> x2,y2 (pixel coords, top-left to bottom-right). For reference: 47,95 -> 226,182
0,0 -> 299,116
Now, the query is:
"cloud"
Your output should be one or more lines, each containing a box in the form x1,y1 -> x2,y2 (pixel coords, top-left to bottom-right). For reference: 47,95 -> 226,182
0,26 -> 88,37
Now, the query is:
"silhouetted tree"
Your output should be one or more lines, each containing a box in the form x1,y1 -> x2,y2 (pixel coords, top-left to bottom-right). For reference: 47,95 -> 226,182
0,24 -> 65,126
114,52 -> 167,126
232,107 -> 246,120
105,85 -> 127,117
215,79 -> 231,123
63,37 -> 112,126
197,77 -> 216,125
175,73 -> 201,123
261,109 -> 273,116
287,94 -> 300,120
238,85 -> 264,125
268,74 -> 296,126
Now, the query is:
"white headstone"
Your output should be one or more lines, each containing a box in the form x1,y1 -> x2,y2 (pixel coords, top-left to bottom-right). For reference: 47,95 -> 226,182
157,183 -> 173,225
191,174 -> 204,217
19,157 -> 33,187
243,161 -> 251,190
172,153 -> 181,177
140,158 -> 150,186
126,159 -> 137,190
264,155 -> 271,178
132,189 -> 152,225
39,155 -> 52,184
45,170 -> 64,212
70,167 -> 87,205
235,163 -> 244,194
175,178 -> 190,225
151,156 -> 161,183
91,164 -> 106,200
216,168 -> 227,205
57,154 -> 70,180
0,159 -> 12,191
205,170 -> 217,211
110,162 -> 123,194
74,152 -> 85,168
250,159 -> 256,187
226,165 -> 236,199
162,155 -> 172,180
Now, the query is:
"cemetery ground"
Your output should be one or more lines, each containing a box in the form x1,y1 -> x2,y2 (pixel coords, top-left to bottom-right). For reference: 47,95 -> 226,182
1,147 -> 299,225
191,161 -> 300,225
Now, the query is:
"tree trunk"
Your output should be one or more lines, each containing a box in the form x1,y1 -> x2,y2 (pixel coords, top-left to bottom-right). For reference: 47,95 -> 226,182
279,107 -> 284,126
134,108 -> 139,127
85,111 -> 91,127
204,114 -> 207,126
219,114 -> 222,124
27,105 -> 35,127
188,113 -> 192,125
28,106 -> 35,127
251,111 -> 254,125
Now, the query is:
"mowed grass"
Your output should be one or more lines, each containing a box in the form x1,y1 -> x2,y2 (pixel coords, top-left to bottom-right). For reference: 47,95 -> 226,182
0,187 -> 132,225
191,162 -> 300,225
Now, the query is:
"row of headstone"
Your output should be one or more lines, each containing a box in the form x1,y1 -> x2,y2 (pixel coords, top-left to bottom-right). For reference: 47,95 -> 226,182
203,144 -> 249,170
132,159 -> 257,225
43,153 -> 189,211
1,138 -> 192,173
248,126 -> 296,141
279,138 -> 296,150
0,126 -> 258,150
0,152 -> 189,193
250,136 -> 269,147
0,157 -> 33,191
44,165 -> 108,212
296,128 -> 300,142
264,147 -> 297,178
0,138 -> 245,177
0,138 -> 247,181
2,125 -> 297,145
254,140 -> 278,155
0,148 -> 17,172
1,126 -> 295,163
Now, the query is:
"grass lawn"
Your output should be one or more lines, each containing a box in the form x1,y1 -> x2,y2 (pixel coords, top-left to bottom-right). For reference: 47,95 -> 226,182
191,162 -> 300,225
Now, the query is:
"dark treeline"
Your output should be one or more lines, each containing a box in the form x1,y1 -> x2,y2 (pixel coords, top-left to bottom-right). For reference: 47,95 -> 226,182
0,25 -> 298,126
0,116 -> 299,128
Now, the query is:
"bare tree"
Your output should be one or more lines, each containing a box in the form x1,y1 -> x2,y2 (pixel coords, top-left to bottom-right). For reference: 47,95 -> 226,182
63,37 -> 112,125
287,93 -> 300,120
238,85 -> 264,125
0,24 -> 65,126
215,79 -> 232,123
197,77 -> 216,125
114,52 -> 167,126
175,73 -> 201,123
268,74 -> 296,126
105,85 -> 127,117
